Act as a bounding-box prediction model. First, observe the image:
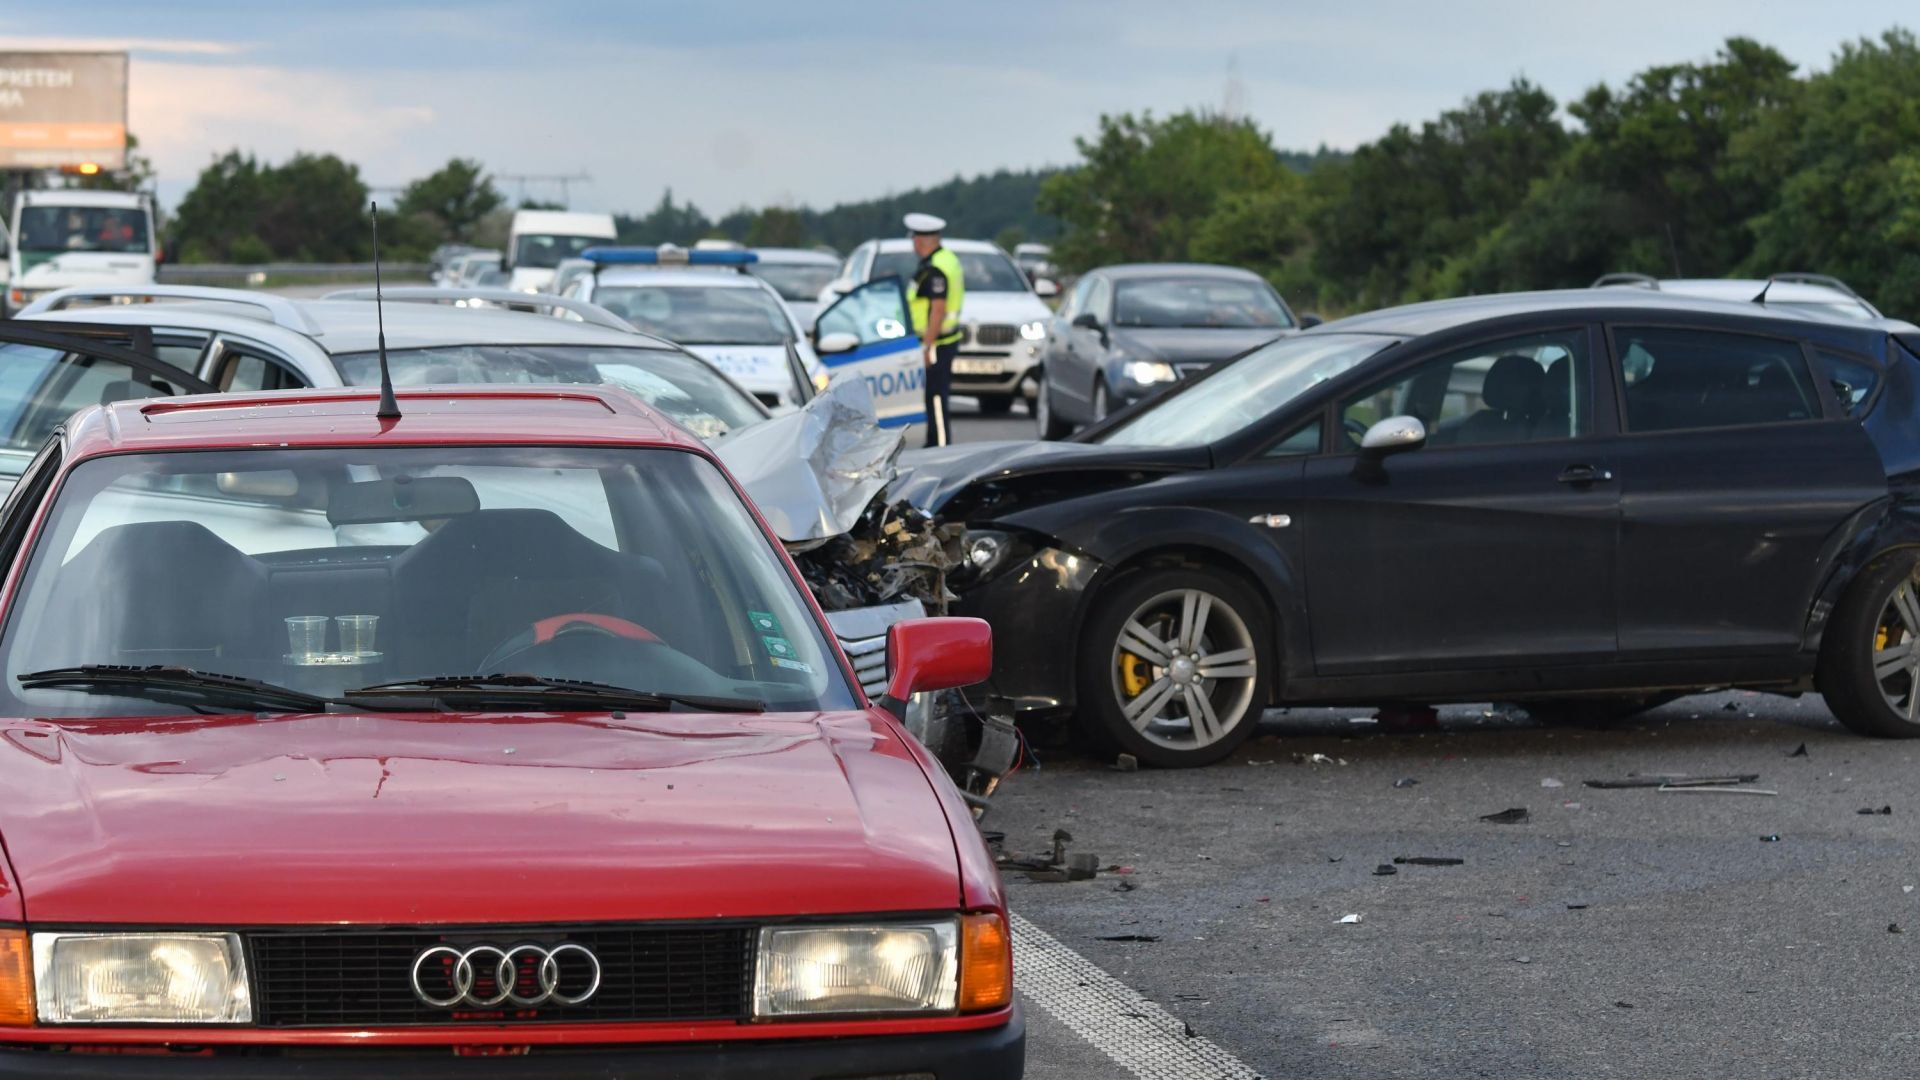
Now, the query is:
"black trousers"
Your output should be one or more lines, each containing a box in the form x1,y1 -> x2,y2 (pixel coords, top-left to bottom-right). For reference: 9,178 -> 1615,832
923,340 -> 958,447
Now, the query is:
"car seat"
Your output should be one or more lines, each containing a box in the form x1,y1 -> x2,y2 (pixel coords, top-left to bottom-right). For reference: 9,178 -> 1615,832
1450,355 -> 1544,445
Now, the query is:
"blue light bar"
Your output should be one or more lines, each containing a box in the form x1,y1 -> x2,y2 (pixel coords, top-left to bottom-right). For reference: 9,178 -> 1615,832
581,245 -> 758,266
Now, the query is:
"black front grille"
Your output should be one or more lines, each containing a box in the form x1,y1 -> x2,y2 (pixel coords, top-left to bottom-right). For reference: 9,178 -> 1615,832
249,924 -> 755,1027
974,323 -> 1017,347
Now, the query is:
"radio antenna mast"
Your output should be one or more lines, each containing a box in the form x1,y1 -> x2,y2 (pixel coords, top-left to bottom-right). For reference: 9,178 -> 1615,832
369,201 -> 401,420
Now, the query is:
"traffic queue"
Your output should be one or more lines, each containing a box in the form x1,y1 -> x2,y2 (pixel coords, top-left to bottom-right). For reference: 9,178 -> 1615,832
1,197 -> 1917,1078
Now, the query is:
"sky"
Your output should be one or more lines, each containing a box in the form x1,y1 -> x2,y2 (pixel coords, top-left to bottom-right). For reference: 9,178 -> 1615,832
4,1 -> 1915,216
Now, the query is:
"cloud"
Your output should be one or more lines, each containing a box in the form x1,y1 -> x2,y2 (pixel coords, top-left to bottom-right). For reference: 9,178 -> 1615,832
132,59 -> 435,183
0,34 -> 250,56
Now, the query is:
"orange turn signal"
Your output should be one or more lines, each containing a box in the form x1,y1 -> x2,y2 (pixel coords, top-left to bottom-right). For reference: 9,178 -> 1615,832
0,929 -> 31,1026
958,913 -> 1012,1012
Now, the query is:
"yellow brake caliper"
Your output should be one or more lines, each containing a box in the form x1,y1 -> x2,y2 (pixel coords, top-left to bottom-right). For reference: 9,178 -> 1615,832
1120,651 -> 1152,697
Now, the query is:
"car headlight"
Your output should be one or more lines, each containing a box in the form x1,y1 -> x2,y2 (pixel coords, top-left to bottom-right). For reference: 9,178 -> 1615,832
1019,320 -> 1047,341
755,921 -> 957,1017
32,933 -> 252,1024
753,914 -> 1010,1018
813,370 -> 831,392
1122,359 -> 1177,385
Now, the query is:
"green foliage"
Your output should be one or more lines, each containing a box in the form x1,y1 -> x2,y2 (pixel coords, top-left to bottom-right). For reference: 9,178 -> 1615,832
397,158 -> 503,244
1741,29 -> 1920,314
1037,112 -> 1297,270
746,206 -> 807,248
170,150 -> 369,263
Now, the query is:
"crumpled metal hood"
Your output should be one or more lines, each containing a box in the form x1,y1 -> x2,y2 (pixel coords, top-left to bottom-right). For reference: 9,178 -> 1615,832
716,378 -> 903,544
888,439 -> 1208,515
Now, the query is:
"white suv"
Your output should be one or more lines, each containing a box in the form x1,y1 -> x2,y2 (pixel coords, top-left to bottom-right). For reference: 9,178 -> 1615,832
822,238 -> 1056,414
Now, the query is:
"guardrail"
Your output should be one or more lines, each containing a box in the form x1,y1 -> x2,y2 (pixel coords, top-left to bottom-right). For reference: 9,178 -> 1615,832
159,262 -> 432,287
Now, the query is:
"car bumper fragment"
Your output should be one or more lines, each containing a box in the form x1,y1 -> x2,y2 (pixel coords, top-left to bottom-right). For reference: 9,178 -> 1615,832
0,1008 -> 1024,1079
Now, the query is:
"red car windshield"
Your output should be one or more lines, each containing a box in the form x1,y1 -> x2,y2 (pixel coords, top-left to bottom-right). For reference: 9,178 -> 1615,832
0,445 -> 856,716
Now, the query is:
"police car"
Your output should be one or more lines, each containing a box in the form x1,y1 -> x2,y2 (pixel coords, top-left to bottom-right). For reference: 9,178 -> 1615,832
563,246 -> 825,411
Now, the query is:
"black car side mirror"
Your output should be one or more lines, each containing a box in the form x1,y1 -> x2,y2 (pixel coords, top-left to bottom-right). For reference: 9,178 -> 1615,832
1298,312 -> 1323,329
1071,312 -> 1100,331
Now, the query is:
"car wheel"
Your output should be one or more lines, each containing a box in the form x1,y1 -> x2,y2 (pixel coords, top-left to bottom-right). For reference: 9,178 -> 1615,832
1511,694 -> 1680,727
1036,377 -> 1072,440
1093,379 -> 1111,422
1819,549 -> 1920,737
976,394 -> 1013,415
1076,566 -> 1272,767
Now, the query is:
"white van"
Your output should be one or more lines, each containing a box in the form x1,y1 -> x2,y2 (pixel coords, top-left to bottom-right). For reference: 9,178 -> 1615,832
4,190 -> 158,318
504,210 -> 616,293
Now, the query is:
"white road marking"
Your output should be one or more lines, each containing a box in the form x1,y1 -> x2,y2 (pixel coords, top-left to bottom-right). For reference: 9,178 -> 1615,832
1013,912 -> 1263,1079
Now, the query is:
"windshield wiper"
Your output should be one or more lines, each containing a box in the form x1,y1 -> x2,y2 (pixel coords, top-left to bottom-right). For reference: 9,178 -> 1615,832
343,674 -> 765,713
18,665 -> 337,714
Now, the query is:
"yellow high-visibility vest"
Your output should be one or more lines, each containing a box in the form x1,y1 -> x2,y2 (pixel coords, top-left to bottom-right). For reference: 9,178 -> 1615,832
910,246 -> 965,345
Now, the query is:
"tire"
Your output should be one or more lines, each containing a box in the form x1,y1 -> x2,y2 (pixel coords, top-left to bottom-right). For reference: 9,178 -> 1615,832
1075,565 -> 1273,768
1035,377 -> 1072,440
1819,548 -> 1920,737
1512,694 -> 1679,727
975,394 -> 1013,415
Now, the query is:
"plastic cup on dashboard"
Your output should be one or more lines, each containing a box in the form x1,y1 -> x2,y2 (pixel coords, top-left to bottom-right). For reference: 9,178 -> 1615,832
335,615 -> 379,657
285,616 -> 329,660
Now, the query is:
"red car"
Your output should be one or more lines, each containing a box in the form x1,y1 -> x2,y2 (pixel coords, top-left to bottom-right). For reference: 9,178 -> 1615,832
0,385 -> 1021,1077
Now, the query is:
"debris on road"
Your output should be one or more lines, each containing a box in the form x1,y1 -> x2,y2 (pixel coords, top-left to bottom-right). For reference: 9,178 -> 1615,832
1788,743 -> 1809,757
1541,777 -> 1564,788
1892,924 -> 1905,934
1480,807 -> 1531,824
1293,752 -> 1347,766
1584,773 -> 1759,789
1096,934 -> 1161,942
1373,864 -> 1397,876
1657,784 -> 1777,796
1760,834 -> 1782,842
1392,777 -> 1420,788
1394,856 -> 1466,866
1857,805 -> 1893,815
1514,955 -> 1532,964
1615,1001 -> 1635,1009
1567,903 -> 1590,910
1336,913 -> 1364,924
1067,853 -> 1100,880
1112,752 -> 1139,772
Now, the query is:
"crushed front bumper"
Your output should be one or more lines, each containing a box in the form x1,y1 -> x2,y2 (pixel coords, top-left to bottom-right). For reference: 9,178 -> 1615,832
0,1008 -> 1025,1078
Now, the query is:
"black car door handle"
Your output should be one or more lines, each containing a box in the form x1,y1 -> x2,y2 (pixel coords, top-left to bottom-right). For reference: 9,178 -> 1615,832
1557,464 -> 1613,485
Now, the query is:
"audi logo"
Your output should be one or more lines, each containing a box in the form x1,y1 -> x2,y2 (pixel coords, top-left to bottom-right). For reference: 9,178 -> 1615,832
410,943 -> 602,1008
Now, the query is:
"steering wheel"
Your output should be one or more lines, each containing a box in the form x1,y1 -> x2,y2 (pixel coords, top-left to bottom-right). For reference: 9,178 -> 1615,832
479,613 -> 662,674
1343,416 -> 1370,444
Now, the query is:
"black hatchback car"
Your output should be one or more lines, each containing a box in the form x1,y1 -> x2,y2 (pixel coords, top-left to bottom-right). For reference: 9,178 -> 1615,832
894,289 -> 1920,767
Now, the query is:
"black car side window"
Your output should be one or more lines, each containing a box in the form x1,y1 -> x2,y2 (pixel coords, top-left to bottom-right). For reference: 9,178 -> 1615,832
1814,349 -> 1879,416
1340,329 -> 1590,450
1618,328 -> 1820,433
1262,420 -> 1323,458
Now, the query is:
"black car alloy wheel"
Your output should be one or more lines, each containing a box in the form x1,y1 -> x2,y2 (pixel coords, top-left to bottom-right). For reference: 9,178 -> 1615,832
1820,549 -> 1920,738
1077,566 -> 1272,767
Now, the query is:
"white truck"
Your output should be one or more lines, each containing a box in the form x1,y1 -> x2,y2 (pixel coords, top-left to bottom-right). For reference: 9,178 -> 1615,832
504,209 -> 616,293
4,190 -> 159,318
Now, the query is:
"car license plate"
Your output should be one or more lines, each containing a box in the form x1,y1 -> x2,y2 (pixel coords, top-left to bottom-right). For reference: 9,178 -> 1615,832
953,359 -> 1004,375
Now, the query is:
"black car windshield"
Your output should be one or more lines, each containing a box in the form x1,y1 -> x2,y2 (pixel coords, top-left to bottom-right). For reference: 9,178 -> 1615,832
590,285 -> 792,345
16,205 -> 151,256
1098,333 -> 1400,447
748,263 -> 837,302
1113,277 -> 1293,329
0,446 -> 855,716
870,250 -> 1030,292
513,234 -> 603,269
333,344 -> 766,439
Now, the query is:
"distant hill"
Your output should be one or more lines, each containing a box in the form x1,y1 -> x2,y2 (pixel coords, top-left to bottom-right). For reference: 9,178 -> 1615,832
617,153 -> 1342,255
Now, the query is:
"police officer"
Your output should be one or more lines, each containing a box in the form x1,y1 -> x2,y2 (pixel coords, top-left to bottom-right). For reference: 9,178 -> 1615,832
905,212 -> 965,447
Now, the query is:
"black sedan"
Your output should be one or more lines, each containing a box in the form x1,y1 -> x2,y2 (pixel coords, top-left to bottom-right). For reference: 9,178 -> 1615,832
1034,263 -> 1308,439
895,288 -> 1920,767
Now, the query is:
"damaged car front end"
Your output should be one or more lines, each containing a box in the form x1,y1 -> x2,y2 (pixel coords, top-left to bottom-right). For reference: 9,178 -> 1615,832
716,379 -> 1021,808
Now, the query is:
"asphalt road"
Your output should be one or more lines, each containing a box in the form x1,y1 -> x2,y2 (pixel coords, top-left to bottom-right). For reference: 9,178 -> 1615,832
918,400 -> 1918,1077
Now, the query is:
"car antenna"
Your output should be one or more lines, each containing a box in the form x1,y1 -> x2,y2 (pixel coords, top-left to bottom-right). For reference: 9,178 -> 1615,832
369,200 -> 402,420
1751,277 -> 1774,306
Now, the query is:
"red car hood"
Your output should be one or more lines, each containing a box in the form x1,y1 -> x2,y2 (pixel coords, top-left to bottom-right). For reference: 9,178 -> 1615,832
0,710 -> 962,925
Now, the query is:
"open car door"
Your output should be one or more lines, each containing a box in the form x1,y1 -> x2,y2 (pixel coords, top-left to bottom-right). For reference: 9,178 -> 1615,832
811,276 -> 925,427
0,321 -> 214,495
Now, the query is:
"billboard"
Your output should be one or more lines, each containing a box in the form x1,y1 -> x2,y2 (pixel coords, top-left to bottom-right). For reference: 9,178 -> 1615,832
0,52 -> 128,170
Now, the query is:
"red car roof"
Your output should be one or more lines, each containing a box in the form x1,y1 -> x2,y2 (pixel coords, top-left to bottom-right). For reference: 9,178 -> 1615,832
64,385 -> 708,462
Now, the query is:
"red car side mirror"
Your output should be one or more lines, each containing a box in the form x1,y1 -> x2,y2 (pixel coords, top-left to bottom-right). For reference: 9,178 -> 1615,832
881,617 -> 992,711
